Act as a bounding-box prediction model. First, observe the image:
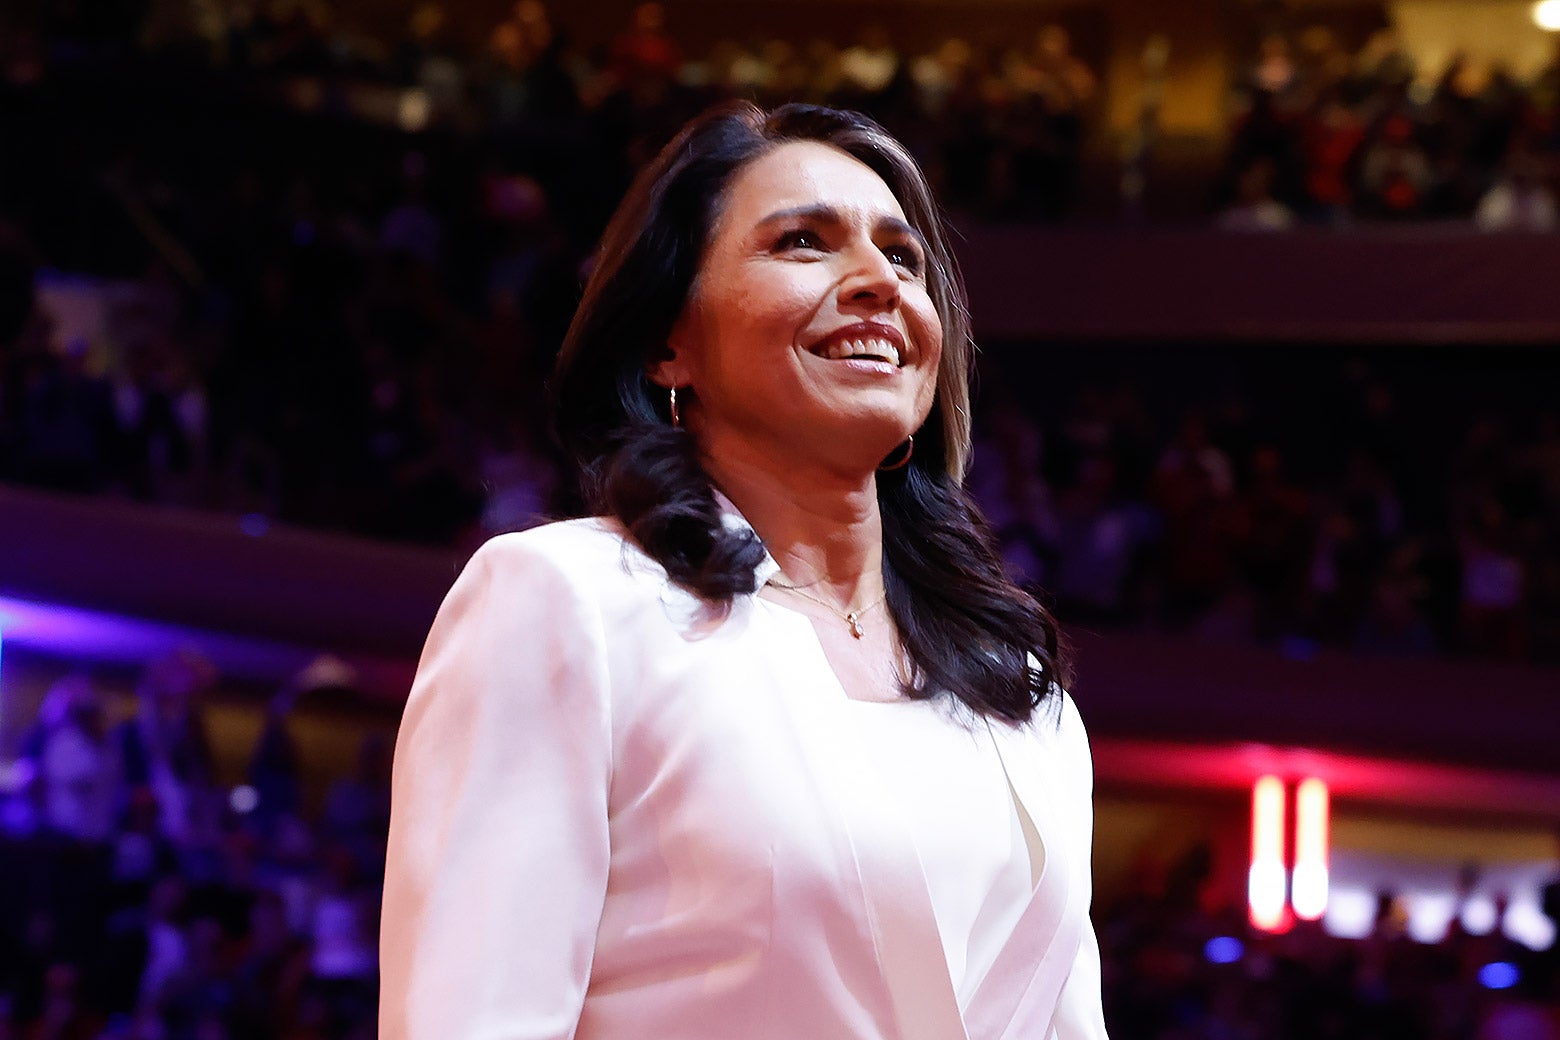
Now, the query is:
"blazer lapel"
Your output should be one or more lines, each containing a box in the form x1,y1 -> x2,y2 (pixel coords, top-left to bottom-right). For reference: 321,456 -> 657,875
759,605 -> 970,1040
960,716 -> 1087,1040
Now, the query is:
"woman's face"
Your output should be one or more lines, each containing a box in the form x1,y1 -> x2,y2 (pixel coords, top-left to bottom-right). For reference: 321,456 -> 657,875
658,139 -> 944,474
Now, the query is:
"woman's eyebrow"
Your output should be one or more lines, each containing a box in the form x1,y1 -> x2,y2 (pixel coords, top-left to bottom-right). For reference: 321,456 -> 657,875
755,203 -> 844,228
876,216 -> 928,250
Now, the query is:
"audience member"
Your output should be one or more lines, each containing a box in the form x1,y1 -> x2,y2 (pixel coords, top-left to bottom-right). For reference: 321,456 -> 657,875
117,651 -> 217,849
1218,156 -> 1298,230
1475,150 -> 1558,232
30,674 -> 120,844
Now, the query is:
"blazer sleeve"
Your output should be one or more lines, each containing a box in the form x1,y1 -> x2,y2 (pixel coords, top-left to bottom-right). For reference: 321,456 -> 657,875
1051,693 -> 1112,1040
380,534 -> 614,1040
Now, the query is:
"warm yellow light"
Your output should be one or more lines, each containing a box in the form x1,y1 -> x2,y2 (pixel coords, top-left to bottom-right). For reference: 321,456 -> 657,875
1292,778 -> 1331,921
1249,775 -> 1289,931
1536,0 -> 1560,32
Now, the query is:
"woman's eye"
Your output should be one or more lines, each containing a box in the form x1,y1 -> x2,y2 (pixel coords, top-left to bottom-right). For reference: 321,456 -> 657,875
775,229 -> 823,252
885,244 -> 924,273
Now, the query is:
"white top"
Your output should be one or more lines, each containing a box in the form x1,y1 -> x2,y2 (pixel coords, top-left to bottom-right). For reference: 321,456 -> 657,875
847,697 -> 1041,1008
380,515 -> 1110,1040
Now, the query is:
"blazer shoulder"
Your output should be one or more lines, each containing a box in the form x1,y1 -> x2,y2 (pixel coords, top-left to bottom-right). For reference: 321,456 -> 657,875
470,517 -> 667,595
1012,684 -> 1093,781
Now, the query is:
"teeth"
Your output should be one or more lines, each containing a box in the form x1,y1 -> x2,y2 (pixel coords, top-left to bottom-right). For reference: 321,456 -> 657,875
817,337 -> 902,366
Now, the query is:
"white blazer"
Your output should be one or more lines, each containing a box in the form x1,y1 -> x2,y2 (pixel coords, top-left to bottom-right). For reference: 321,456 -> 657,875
380,515 -> 1110,1040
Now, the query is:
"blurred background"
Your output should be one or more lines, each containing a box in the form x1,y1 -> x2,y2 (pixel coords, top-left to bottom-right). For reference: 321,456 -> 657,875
1,0 -> 1559,1036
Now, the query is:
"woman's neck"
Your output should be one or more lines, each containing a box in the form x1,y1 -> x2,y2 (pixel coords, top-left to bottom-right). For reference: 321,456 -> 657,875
702,446 -> 884,606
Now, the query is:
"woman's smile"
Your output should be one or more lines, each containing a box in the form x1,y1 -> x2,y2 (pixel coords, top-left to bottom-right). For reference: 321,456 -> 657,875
803,320 -> 908,368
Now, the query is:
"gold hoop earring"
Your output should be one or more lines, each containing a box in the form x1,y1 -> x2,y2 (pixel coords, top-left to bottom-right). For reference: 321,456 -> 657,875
669,386 -> 681,427
878,435 -> 913,471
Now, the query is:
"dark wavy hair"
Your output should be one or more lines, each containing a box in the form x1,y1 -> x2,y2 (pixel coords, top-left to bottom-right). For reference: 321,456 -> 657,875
551,101 -> 1069,722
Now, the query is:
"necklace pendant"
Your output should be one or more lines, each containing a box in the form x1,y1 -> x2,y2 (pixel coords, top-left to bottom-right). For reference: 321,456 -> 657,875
846,612 -> 864,638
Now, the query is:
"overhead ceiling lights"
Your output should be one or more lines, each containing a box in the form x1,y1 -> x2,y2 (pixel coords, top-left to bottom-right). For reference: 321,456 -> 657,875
1535,0 -> 1560,32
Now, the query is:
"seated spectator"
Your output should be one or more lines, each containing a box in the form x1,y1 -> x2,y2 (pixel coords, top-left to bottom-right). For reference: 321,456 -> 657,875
1475,150 -> 1558,232
109,787 -> 177,906
248,687 -> 305,832
305,842 -> 380,1037
379,153 -> 444,269
110,288 -> 211,506
1049,454 -> 1159,625
137,875 -> 192,1019
965,401 -> 1057,590
1235,446 -> 1314,637
609,2 -> 680,87
1245,33 -> 1301,104
230,889 -> 310,1040
29,673 -> 120,844
1355,27 -> 1417,97
11,331 -> 118,494
321,734 -> 391,851
1218,156 -> 1296,230
1457,495 -> 1528,658
1355,541 -> 1438,656
1358,113 -> 1433,219
116,650 -> 217,849
1302,90 -> 1366,223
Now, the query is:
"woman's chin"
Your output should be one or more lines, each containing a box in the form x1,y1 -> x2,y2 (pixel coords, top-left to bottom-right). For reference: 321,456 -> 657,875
798,419 -> 918,474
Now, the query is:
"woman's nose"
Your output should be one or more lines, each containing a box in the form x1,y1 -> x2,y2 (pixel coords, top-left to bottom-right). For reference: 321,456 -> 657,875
838,243 -> 900,308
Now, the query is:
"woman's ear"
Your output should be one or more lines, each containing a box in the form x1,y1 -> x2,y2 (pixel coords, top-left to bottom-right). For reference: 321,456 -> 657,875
648,308 -> 698,389
646,353 -> 685,390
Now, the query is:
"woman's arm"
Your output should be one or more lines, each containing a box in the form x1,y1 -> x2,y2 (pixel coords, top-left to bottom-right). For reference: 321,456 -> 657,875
1052,921 -> 1110,1039
1052,693 -> 1112,1040
380,534 -> 613,1040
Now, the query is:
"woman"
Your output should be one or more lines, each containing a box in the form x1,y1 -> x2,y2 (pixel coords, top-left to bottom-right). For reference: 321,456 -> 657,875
380,102 -> 1109,1040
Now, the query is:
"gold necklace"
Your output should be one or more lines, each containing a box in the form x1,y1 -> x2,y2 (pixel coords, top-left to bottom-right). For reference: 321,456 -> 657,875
766,576 -> 887,639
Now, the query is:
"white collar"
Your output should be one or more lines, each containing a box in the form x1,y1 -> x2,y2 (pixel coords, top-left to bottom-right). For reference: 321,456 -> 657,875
712,490 -> 781,589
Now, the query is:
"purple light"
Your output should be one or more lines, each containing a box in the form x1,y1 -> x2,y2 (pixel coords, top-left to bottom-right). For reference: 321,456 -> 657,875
1204,936 -> 1245,964
1479,962 -> 1520,990
0,595 -> 313,681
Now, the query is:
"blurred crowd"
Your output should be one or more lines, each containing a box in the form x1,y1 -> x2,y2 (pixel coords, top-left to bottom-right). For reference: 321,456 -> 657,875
3,654 -> 1557,1040
1,0 -> 1099,225
1,654 -> 388,1040
7,2 -> 1560,229
1221,27 -> 1560,230
1100,845 -> 1560,1040
970,350 -> 1560,665
2,12 -> 1559,666
5,241 -> 1558,666
2,13 -> 1560,627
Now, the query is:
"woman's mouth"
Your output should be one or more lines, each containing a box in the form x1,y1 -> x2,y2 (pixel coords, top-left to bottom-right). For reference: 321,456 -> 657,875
809,336 -> 903,367
805,322 -> 908,368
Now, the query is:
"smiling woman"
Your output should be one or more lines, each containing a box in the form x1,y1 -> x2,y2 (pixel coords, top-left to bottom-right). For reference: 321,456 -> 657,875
380,103 -> 1109,1040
